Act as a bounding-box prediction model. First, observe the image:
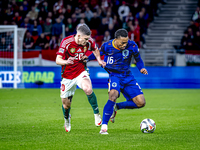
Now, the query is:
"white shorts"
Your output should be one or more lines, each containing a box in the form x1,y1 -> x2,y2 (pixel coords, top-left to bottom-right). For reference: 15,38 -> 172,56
60,71 -> 90,98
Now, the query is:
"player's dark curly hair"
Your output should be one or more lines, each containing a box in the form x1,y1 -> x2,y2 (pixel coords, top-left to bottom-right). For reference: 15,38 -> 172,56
114,29 -> 128,39
77,24 -> 91,36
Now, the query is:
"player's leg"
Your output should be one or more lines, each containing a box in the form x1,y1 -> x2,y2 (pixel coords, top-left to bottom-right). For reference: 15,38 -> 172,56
110,79 -> 145,123
81,77 -> 102,126
131,94 -> 146,108
117,80 -> 145,109
81,77 -> 99,114
100,76 -> 120,134
77,71 -> 102,126
62,96 -> 73,132
60,78 -> 77,132
62,96 -> 72,119
114,94 -> 145,110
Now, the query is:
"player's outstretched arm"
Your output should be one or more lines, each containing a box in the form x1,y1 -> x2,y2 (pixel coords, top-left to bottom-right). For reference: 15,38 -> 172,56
56,55 -> 75,65
88,51 -> 104,61
92,48 -> 106,67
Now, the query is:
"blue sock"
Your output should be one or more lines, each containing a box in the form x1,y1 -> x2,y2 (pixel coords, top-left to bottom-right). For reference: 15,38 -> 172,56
116,101 -> 138,110
102,100 -> 115,125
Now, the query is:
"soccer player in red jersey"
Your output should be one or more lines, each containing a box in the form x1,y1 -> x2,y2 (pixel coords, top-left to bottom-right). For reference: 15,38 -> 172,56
56,24 -> 106,132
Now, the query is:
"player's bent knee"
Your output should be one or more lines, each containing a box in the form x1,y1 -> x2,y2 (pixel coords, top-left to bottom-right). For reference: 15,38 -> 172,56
83,87 -> 93,95
82,83 -> 92,95
62,98 -> 71,109
109,94 -> 118,102
133,94 -> 146,108
137,99 -> 146,108
109,90 -> 119,102
63,104 -> 70,109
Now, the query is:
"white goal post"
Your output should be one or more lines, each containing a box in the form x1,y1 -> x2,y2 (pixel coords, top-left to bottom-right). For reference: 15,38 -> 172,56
0,25 -> 26,88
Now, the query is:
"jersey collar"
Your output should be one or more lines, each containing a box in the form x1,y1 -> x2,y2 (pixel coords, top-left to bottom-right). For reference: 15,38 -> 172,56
112,39 -> 120,50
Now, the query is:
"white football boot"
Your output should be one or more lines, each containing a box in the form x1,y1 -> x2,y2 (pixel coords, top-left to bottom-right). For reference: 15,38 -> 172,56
110,104 -> 118,123
64,114 -> 71,132
94,113 -> 102,126
99,124 -> 108,134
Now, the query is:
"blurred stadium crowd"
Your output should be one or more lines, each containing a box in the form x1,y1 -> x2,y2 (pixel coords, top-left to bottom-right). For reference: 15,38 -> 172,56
180,4 -> 200,50
0,0 -> 168,51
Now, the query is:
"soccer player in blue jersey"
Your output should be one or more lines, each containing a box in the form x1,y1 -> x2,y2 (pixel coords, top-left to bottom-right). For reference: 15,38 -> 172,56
88,29 -> 148,134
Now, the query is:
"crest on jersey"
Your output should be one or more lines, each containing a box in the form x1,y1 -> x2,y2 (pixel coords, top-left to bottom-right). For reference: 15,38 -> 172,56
112,82 -> 117,87
59,48 -> 64,53
122,49 -> 129,59
70,48 -> 75,53
84,46 -> 87,52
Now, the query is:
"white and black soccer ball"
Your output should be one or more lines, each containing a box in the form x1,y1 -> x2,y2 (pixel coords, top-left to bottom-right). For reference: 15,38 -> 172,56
140,118 -> 156,133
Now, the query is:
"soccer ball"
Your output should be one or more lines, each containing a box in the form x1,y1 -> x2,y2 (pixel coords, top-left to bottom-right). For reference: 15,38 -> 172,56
140,118 -> 156,133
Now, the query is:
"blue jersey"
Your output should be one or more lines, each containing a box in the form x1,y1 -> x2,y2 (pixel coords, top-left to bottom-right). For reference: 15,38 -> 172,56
88,39 -> 145,99
100,39 -> 140,74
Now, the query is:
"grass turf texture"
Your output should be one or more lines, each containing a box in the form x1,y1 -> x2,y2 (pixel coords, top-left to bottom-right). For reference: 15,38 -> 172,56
0,89 -> 200,150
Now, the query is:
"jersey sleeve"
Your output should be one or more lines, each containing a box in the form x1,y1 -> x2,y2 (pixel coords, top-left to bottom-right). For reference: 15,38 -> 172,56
88,41 -> 106,61
99,42 -> 106,54
89,37 -> 97,51
56,38 -> 68,57
132,42 -> 139,56
131,42 -> 145,70
88,51 -> 104,61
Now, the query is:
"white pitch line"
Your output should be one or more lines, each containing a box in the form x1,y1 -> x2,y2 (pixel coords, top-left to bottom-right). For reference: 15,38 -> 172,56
1,107 -> 187,110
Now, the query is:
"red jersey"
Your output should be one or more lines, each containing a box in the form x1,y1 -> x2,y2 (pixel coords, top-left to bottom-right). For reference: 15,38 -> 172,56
56,35 -> 97,79
128,26 -> 140,48
128,30 -> 140,43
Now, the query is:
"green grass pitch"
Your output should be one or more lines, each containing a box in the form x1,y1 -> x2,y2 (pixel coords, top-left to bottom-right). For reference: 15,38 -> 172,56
0,89 -> 200,150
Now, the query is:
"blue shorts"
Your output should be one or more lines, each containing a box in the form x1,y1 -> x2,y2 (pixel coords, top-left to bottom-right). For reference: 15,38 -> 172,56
108,73 -> 143,101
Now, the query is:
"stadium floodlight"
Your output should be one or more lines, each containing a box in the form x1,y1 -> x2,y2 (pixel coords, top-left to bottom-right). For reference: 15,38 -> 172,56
0,25 -> 26,88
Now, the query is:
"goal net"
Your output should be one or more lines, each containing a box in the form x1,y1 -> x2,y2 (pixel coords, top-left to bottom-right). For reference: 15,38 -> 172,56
0,25 -> 26,88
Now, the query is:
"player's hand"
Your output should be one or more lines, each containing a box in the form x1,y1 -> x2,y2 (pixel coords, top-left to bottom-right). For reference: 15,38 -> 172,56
98,60 -> 106,68
81,55 -> 88,63
140,68 -> 148,75
66,57 -> 75,65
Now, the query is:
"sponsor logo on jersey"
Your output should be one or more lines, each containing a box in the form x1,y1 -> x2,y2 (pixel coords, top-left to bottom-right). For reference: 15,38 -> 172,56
112,82 -> 117,87
84,46 -> 87,52
77,48 -> 82,52
59,48 -> 64,53
70,48 -> 75,53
